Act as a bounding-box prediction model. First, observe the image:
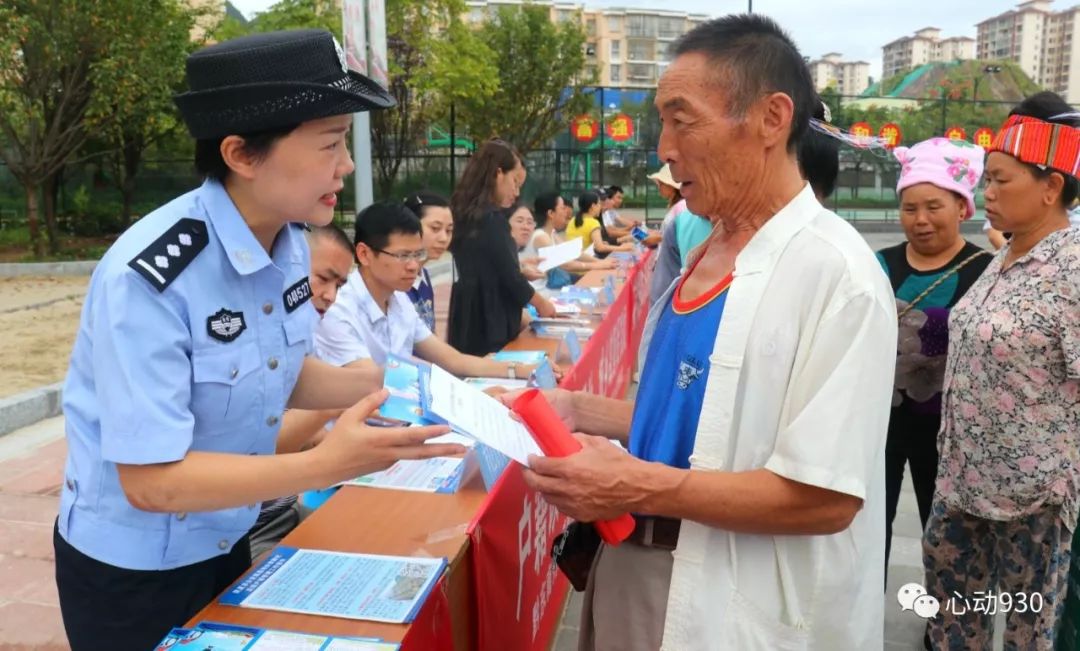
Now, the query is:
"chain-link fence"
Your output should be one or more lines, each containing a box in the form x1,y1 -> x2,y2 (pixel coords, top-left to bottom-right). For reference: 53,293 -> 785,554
0,90 -> 1053,239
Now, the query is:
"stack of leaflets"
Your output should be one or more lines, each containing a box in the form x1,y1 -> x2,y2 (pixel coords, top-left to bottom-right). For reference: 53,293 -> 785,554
156,621 -> 399,650
530,317 -> 594,340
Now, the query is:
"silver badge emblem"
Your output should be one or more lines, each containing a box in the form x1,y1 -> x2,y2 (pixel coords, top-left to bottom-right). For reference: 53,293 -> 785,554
333,37 -> 348,74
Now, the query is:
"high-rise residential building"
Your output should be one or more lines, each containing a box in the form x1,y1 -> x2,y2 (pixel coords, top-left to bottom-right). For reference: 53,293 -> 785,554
808,53 -> 871,96
881,27 -> 976,79
183,0 -> 226,41
977,0 -> 1080,102
465,1 -> 711,87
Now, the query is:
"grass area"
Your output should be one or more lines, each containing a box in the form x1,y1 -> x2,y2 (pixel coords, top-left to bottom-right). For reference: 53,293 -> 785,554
0,226 -> 115,262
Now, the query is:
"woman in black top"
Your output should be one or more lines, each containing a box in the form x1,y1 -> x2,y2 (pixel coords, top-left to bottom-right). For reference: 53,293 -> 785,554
447,139 -> 556,355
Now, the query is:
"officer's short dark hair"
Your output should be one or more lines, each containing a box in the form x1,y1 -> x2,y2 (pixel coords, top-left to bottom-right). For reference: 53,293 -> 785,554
194,124 -> 300,182
674,14 -> 815,151
606,185 -> 624,196
307,223 -> 352,255
354,201 -> 422,254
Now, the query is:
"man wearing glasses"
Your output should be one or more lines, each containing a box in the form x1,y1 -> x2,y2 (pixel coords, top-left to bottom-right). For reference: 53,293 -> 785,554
314,201 -> 536,380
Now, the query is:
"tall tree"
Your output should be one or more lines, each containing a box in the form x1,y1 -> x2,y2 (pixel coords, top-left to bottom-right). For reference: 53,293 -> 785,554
371,0 -> 496,197
0,0 -> 192,256
250,0 -> 341,36
458,4 -> 593,154
89,0 -> 197,226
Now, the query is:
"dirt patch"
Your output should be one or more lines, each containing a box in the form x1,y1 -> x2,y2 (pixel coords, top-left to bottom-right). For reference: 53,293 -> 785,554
0,278 -> 88,399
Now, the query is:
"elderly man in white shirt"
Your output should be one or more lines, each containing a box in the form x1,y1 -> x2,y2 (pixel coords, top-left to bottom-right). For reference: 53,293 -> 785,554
315,201 -> 536,382
504,14 -> 896,651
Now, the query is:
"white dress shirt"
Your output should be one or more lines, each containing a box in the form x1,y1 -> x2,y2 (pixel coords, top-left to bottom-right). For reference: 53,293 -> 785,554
314,269 -> 432,367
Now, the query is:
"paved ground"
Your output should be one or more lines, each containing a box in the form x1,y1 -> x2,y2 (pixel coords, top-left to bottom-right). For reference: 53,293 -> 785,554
0,228 -> 998,650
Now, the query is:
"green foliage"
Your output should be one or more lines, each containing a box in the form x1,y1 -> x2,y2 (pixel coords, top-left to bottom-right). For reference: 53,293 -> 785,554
371,0 -> 496,196
458,4 -> 593,154
212,0 -> 341,40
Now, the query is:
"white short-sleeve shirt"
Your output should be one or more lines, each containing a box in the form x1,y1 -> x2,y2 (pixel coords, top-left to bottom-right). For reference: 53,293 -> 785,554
314,269 -> 432,367
660,186 -> 896,650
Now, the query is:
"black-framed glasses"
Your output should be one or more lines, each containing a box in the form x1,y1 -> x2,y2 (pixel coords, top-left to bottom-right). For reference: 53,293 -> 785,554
372,247 -> 428,263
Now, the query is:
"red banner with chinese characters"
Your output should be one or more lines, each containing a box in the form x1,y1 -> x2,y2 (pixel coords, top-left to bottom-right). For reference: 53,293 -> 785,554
879,122 -> 902,148
627,254 -> 653,362
468,465 -> 571,651
606,112 -> 634,143
560,261 -> 640,397
467,254 -> 652,651
571,115 -> 597,143
400,575 -> 455,650
945,125 -> 968,141
974,127 -> 995,149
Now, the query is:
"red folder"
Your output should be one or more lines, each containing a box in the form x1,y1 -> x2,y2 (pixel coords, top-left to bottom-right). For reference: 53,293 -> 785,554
511,389 -> 635,545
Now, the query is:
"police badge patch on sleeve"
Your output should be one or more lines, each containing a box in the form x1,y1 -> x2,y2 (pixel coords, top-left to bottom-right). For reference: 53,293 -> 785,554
283,277 -> 312,313
207,308 -> 247,343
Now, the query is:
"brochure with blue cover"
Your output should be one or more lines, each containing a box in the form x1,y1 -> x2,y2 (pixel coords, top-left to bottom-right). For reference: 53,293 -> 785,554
380,355 -> 447,426
492,350 -> 548,365
220,547 -> 446,625
155,622 -> 400,650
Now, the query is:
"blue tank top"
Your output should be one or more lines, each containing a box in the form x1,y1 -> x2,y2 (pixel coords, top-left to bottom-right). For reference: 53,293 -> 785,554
628,270 -> 731,468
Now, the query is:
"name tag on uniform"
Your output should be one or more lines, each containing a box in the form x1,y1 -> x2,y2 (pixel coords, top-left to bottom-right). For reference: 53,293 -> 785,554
283,277 -> 312,313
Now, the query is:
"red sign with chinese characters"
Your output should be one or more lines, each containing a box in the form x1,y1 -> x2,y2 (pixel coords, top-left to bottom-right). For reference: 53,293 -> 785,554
606,113 -> 634,143
974,127 -> 995,149
879,123 -> 902,148
945,125 -> 968,141
468,253 -> 653,651
571,115 -> 597,143
851,121 -> 873,139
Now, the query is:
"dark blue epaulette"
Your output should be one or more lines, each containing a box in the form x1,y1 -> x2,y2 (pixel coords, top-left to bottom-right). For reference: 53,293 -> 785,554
127,218 -> 209,292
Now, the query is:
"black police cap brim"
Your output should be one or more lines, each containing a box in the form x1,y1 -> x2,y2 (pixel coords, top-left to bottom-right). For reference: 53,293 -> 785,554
174,70 -> 396,140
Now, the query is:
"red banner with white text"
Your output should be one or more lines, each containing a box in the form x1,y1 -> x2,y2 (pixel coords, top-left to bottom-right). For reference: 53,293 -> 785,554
468,254 -> 652,651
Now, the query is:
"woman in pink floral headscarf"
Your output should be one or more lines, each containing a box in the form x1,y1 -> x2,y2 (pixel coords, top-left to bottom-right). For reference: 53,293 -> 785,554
877,137 -> 993,587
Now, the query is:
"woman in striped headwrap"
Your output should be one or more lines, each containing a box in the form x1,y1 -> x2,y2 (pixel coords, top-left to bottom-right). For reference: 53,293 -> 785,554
922,91 -> 1080,650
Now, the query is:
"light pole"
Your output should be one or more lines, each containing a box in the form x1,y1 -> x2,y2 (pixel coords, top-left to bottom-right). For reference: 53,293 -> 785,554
748,0 -> 753,12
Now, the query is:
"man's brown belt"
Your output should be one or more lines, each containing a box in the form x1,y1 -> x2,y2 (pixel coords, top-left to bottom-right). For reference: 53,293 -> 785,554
626,515 -> 681,550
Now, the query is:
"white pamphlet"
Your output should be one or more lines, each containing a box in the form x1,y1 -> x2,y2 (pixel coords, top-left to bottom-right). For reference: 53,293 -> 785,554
537,239 -> 584,272
427,365 -> 542,465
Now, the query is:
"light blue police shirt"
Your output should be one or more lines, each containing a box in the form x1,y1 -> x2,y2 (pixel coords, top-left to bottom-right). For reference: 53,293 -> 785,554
59,179 -> 317,571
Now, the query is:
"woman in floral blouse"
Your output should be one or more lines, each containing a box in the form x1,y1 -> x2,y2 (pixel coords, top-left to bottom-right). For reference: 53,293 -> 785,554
877,137 -> 992,584
924,91 -> 1080,649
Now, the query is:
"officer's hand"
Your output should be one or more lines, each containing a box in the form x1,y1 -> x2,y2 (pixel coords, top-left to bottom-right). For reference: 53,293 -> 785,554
315,389 -> 466,482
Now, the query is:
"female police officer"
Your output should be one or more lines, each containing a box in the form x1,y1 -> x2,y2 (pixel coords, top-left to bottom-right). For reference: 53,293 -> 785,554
53,30 -> 465,650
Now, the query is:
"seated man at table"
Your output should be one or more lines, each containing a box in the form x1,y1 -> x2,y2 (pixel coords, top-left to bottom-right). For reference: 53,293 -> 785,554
248,223 -> 355,561
314,202 -> 538,381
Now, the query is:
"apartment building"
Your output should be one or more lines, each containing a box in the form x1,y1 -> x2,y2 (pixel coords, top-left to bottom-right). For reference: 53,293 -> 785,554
881,27 -> 975,79
183,0 -> 226,41
977,0 -> 1080,102
808,53 -> 871,96
465,1 -> 710,87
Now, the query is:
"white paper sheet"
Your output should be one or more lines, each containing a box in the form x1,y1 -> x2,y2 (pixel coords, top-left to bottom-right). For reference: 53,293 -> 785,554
537,239 -> 584,272
427,365 -> 542,465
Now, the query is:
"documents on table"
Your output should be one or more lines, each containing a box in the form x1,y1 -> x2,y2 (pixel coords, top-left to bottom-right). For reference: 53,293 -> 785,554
155,621 -> 399,650
427,364 -> 543,466
220,547 -> 445,624
345,456 -> 470,494
537,239 -> 584,272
